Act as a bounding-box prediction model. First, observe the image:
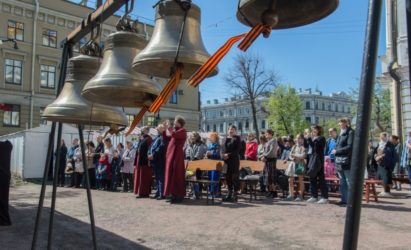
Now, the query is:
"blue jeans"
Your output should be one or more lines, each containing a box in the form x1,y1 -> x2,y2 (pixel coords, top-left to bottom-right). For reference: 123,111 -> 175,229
408,166 -> 411,188
338,169 -> 351,203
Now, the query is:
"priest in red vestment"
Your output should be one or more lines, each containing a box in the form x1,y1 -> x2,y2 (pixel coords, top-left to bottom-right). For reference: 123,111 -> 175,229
163,116 -> 187,203
134,127 -> 153,198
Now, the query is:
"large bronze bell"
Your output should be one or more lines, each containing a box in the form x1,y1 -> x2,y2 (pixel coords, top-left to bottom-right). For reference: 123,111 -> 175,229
132,0 -> 217,79
82,31 -> 161,107
237,0 -> 339,29
42,55 -> 128,126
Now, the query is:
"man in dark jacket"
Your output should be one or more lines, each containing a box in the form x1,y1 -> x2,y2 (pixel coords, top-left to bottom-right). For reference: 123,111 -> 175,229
222,125 -> 241,202
374,132 -> 396,197
332,118 -> 355,206
148,124 -> 168,200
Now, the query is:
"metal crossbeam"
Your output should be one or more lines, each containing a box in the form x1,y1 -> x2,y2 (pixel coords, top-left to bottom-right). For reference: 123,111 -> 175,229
65,0 -> 130,45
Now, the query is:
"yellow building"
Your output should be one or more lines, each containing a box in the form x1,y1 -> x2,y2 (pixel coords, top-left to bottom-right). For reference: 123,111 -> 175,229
0,0 -> 200,136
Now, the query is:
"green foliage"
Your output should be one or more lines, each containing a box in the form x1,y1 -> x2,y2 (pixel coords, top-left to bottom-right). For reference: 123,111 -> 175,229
321,119 -> 339,132
349,81 -> 392,135
265,84 -> 307,136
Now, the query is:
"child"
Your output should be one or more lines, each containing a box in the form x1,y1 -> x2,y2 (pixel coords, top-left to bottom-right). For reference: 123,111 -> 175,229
96,154 -> 109,190
324,156 -> 336,178
110,150 -> 121,191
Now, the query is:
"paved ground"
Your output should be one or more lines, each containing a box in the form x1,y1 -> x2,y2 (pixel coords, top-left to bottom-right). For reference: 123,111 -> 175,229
1,183 -> 411,250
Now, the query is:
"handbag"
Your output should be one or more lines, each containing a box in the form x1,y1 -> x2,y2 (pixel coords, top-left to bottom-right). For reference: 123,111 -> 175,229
295,162 -> 305,175
335,156 -> 349,166
285,162 -> 295,176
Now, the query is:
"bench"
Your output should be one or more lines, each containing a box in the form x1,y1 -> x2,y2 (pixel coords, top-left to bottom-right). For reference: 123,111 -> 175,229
186,179 -> 220,205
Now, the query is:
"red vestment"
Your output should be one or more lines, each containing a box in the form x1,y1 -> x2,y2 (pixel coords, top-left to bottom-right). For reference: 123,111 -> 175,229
163,127 -> 187,198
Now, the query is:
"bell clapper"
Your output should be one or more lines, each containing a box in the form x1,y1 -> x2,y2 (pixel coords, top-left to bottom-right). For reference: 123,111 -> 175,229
261,0 -> 279,35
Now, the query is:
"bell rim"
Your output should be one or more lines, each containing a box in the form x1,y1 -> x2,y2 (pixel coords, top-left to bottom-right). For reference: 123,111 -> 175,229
236,0 -> 339,29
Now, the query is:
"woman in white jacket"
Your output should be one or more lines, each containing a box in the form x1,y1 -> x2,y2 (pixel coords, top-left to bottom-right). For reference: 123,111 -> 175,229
73,145 -> 85,188
121,141 -> 136,192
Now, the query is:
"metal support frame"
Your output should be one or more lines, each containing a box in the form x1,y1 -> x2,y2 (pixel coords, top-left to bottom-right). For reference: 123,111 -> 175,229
31,1 -> 131,248
342,0 -> 383,249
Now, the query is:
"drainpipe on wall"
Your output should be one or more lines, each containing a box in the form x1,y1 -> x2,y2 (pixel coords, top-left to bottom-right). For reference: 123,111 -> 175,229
29,0 -> 40,129
388,0 -> 403,140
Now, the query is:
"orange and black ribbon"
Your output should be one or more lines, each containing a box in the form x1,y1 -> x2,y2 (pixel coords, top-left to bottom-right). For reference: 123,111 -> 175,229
188,24 -> 271,88
125,65 -> 183,136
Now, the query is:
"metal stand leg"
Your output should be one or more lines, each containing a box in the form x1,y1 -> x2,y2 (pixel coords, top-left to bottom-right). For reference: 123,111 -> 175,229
47,122 -> 63,250
342,0 -> 383,249
78,125 -> 97,250
31,122 -> 56,250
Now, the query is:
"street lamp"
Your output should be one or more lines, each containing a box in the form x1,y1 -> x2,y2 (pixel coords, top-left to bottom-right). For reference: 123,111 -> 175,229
0,38 -> 18,50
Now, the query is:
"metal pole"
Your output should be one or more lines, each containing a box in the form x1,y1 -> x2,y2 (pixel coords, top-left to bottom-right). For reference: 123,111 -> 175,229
31,41 -> 71,250
342,0 -> 383,249
31,122 -> 56,250
46,122 -> 63,250
78,125 -> 97,250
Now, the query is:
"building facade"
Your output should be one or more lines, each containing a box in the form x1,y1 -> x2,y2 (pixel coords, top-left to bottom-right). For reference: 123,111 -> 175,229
0,0 -> 200,136
201,88 -> 354,135
379,0 -> 409,137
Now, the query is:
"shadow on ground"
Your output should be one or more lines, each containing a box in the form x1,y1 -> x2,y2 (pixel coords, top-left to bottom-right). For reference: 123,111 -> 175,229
0,205 -> 151,250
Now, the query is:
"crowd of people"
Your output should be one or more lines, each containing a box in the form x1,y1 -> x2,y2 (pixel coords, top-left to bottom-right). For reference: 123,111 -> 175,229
54,115 -> 411,205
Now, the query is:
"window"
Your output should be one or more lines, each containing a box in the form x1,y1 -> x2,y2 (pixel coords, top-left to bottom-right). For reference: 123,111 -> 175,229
315,117 -> 319,124
305,117 -> 311,123
147,116 -> 155,126
347,106 -> 351,113
40,65 -> 56,89
335,104 -> 339,112
219,123 -> 223,132
7,20 -> 24,41
3,104 -> 20,127
238,122 -> 242,131
5,59 -> 22,85
238,108 -> 242,115
229,109 -> 233,116
213,124 -> 217,132
315,101 -> 318,110
305,101 -> 311,110
245,120 -> 249,129
328,103 -> 332,111
322,102 -> 325,110
206,125 -> 210,132
220,110 -> 224,117
261,120 -> 266,129
127,114 -> 134,126
42,29 -> 57,47
169,90 -> 177,104
73,37 -> 87,52
245,108 -> 250,114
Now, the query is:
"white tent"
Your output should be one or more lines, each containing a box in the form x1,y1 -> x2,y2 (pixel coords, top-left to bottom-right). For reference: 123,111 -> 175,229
0,124 -> 79,179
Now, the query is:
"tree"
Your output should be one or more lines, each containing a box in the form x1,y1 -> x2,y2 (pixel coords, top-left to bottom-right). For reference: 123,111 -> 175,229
265,84 -> 308,136
350,81 -> 392,136
224,53 -> 279,140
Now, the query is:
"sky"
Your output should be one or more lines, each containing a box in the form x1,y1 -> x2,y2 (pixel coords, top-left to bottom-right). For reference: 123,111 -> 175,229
73,0 -> 387,102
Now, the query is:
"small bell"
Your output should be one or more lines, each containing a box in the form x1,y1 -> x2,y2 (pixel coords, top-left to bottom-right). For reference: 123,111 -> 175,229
237,0 -> 339,29
82,31 -> 161,107
132,0 -> 218,79
42,55 -> 128,126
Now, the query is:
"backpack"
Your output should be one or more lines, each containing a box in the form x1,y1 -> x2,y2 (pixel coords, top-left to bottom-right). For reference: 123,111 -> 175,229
276,169 -> 289,197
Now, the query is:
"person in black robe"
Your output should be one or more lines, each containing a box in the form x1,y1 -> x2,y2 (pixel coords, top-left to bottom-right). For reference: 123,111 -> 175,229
222,125 -> 241,202
0,140 -> 13,226
57,140 -> 68,187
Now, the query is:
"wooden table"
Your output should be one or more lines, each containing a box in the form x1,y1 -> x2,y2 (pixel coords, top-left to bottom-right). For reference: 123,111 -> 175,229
186,159 -> 224,171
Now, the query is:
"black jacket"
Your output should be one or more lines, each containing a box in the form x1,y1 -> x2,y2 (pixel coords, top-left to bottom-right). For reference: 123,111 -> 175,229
94,142 -> 104,164
224,135 -> 241,170
335,127 -> 355,169
137,134 -> 152,166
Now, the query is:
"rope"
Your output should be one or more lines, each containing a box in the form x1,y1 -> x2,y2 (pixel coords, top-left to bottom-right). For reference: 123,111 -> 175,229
187,24 -> 270,88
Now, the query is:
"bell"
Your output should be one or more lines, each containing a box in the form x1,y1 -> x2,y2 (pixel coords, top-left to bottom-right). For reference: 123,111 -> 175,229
132,0 -> 218,79
237,0 -> 339,29
82,31 -> 162,107
42,55 -> 128,126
